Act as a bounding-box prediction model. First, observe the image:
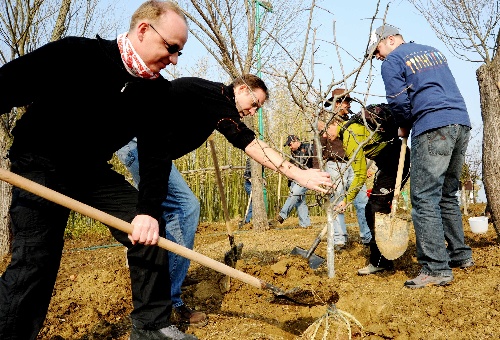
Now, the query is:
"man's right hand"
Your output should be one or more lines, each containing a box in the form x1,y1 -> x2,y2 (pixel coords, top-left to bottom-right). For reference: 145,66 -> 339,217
334,201 -> 347,213
128,215 -> 160,246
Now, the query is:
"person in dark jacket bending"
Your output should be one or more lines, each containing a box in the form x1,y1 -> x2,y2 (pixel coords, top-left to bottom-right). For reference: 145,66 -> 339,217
118,74 -> 335,249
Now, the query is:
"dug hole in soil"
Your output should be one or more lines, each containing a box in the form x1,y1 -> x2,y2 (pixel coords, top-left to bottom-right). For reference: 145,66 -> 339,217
1,203 -> 499,339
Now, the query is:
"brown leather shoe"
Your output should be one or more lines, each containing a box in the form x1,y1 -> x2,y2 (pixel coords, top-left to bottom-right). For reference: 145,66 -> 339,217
181,276 -> 201,288
175,305 -> 208,328
269,215 -> 284,228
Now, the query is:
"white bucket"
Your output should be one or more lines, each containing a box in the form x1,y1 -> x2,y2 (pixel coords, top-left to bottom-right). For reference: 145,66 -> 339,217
469,216 -> 488,234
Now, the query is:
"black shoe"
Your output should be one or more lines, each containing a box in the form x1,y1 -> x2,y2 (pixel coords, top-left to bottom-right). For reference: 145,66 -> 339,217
129,325 -> 198,340
175,305 -> 208,328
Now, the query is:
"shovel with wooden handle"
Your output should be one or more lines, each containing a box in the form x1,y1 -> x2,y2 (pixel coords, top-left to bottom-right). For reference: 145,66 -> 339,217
207,135 -> 243,292
374,137 -> 410,260
0,168 -> 331,307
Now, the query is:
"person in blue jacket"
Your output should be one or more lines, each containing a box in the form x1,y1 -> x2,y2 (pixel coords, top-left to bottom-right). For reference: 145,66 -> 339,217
367,24 -> 474,289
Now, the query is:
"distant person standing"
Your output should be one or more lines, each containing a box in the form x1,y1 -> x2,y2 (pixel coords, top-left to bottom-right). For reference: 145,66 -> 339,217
319,88 -> 372,249
242,157 -> 253,225
368,24 -> 473,288
272,135 -> 313,228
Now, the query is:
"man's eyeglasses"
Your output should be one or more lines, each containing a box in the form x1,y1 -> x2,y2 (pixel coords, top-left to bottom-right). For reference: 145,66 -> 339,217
247,86 -> 262,109
336,97 -> 352,103
239,76 -> 262,109
149,24 -> 182,56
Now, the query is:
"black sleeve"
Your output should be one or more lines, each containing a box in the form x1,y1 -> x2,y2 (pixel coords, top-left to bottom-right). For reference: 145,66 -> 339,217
0,38 -> 78,114
216,118 -> 256,150
133,79 -> 173,220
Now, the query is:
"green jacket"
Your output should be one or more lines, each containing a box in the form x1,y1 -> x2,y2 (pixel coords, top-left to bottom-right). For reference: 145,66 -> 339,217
337,121 -> 388,203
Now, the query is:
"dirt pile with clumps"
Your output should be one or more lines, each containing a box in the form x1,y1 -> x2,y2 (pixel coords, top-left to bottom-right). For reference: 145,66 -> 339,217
1,205 -> 499,339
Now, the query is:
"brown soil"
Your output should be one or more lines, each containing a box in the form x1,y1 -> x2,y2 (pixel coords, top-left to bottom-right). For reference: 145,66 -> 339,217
1,204 -> 499,340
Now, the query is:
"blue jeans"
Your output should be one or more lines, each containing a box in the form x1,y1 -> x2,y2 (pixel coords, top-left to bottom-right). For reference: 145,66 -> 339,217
117,140 -> 200,308
325,161 -> 371,244
410,124 -> 472,276
278,182 -> 310,227
244,179 -> 252,223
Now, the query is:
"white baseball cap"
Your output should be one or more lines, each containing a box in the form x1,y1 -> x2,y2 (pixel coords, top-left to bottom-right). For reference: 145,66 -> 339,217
365,25 -> 400,58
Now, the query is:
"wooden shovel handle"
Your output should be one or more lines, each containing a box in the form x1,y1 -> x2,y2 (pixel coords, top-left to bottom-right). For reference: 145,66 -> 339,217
391,137 -> 408,215
0,168 -> 263,290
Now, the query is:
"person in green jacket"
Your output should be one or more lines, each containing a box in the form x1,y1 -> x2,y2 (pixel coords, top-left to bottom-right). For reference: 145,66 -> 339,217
325,104 -> 410,275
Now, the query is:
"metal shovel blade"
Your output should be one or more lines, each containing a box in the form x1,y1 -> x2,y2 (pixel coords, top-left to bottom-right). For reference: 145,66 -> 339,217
224,242 -> 243,268
375,212 -> 410,260
220,241 -> 243,293
291,246 -> 325,269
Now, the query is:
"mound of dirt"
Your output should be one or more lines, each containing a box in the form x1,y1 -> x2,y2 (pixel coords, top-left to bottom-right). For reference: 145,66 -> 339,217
1,207 -> 499,339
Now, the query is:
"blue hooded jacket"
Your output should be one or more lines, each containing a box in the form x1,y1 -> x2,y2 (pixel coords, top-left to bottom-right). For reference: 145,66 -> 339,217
381,42 -> 470,137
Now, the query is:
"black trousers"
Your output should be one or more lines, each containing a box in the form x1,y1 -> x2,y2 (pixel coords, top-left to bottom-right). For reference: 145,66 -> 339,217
365,140 -> 411,268
0,153 -> 171,340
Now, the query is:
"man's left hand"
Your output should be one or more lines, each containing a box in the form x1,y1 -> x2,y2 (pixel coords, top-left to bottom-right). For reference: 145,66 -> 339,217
296,169 -> 333,194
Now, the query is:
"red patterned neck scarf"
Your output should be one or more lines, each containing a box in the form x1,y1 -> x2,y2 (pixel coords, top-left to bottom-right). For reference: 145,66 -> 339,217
117,33 -> 159,79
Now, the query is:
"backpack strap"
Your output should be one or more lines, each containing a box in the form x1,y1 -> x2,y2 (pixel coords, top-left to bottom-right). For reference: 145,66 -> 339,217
338,119 -> 355,141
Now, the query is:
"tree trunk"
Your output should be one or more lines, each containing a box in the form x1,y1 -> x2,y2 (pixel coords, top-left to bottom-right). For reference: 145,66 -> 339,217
477,53 -> 500,236
242,116 -> 268,231
250,159 -> 268,231
0,127 -> 12,257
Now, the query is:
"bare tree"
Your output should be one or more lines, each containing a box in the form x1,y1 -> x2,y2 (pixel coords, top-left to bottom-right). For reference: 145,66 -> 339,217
408,0 -> 500,232
0,0 -> 120,256
177,0 -> 313,231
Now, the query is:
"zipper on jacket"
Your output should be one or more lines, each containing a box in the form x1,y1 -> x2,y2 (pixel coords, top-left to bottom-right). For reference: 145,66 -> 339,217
121,82 -> 130,92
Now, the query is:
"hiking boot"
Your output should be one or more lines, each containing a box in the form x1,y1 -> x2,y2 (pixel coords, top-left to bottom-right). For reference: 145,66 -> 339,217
129,325 -> 198,340
175,305 -> 208,328
334,243 -> 345,252
404,272 -> 453,289
450,259 -> 475,269
360,237 -> 372,245
357,263 -> 391,275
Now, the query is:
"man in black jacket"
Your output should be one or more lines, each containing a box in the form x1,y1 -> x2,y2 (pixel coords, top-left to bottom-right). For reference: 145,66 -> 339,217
119,74 -> 334,230
0,1 -> 196,339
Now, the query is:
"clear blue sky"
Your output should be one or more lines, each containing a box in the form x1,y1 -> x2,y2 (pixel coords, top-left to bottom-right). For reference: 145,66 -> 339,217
112,0 -> 485,201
